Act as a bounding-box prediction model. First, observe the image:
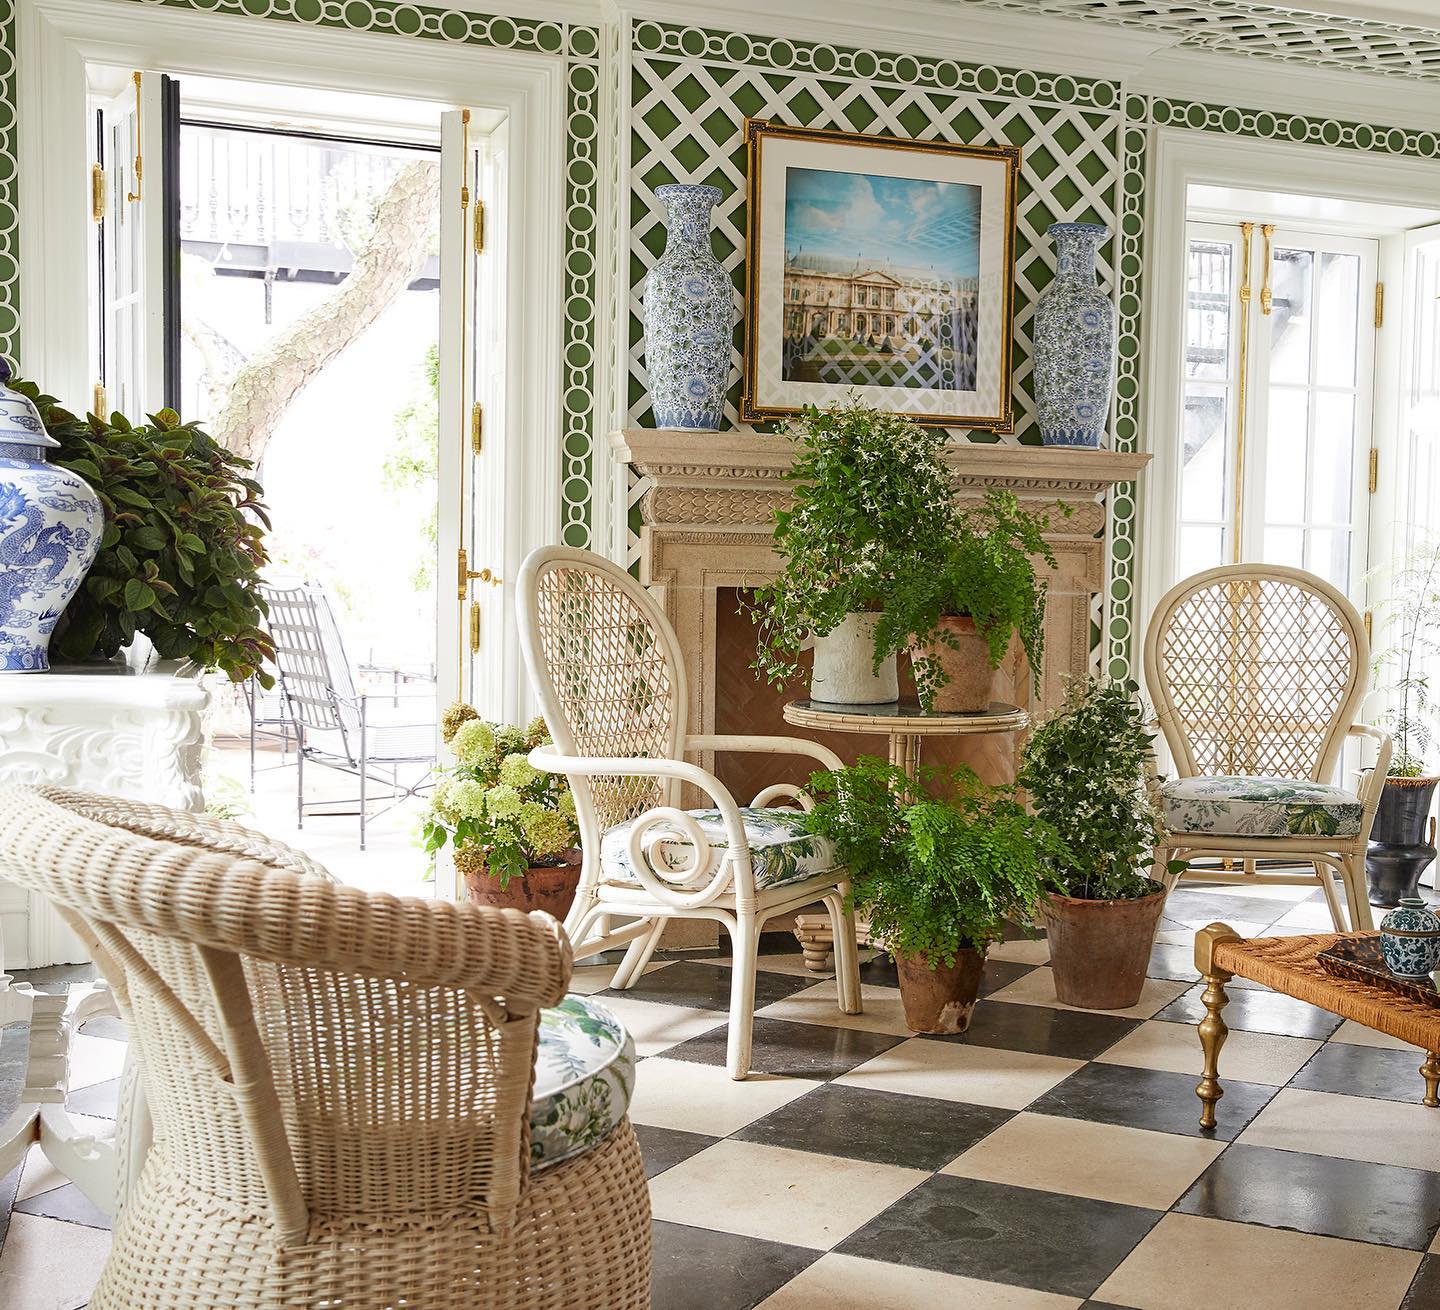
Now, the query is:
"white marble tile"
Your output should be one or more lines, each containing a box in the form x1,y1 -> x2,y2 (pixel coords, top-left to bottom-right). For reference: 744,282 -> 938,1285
628,1056 -> 818,1135
15,1146 -> 66,1204
701,951 -> 842,979
1328,1019 -> 1416,1051
1238,1087 -> 1440,1170
648,1139 -> 926,1250
988,937 -> 1052,966
985,967 -> 1191,1020
1096,1212 -> 1419,1310
582,995 -> 725,1056
835,1036 -> 1082,1110
567,960 -> 671,995
67,1034 -> 127,1092
0,1211 -> 111,1310
756,1253 -> 1083,1309
756,982 -> 914,1036
1095,1019 -> 1321,1086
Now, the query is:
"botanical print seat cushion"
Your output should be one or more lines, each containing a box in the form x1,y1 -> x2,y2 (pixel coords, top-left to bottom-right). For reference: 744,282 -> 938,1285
600,806 -> 838,891
1159,774 -> 1364,838
531,995 -> 636,1171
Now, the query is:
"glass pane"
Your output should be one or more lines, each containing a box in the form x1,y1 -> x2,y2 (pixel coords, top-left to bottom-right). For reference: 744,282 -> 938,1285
1264,387 -> 1309,524
1180,524 -> 1225,576
1269,247 -> 1314,385
1182,384 -> 1229,521
1186,240 -> 1232,381
1311,395 -> 1356,525
1265,525 -> 1305,568
1316,252 -> 1360,388
1306,528 -> 1351,593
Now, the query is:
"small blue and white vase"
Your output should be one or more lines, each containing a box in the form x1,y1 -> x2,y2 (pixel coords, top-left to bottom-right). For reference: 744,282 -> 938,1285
0,365 -> 104,672
643,183 -> 734,431
1379,897 -> 1440,979
1033,222 -> 1115,448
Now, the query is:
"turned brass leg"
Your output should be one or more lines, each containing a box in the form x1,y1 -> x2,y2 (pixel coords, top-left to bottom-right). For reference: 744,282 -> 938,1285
1423,1052 -> 1440,1108
1197,970 -> 1232,1130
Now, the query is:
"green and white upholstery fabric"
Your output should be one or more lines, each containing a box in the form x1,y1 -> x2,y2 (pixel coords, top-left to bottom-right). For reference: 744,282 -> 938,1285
531,996 -> 635,1171
1160,775 -> 1364,838
600,806 -> 838,891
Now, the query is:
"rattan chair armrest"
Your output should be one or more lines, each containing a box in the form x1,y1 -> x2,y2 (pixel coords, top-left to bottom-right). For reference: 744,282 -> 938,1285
1349,724 -> 1394,810
685,734 -> 845,773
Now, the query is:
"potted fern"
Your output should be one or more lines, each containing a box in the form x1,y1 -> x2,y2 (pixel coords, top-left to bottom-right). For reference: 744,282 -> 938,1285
1020,677 -> 1180,1009
803,757 -> 1067,1033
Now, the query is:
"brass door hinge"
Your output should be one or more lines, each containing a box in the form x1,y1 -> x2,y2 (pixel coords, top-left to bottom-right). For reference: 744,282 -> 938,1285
470,401 -> 483,454
1375,282 -> 1385,328
1368,447 -> 1379,494
92,382 -> 107,417
1364,610 -> 1373,644
90,164 -> 106,222
474,199 -> 485,255
468,600 -> 481,653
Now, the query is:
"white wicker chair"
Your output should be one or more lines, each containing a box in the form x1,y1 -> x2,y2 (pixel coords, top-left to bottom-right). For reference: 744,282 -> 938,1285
1145,565 -> 1392,932
517,546 -> 862,1079
0,786 -> 651,1309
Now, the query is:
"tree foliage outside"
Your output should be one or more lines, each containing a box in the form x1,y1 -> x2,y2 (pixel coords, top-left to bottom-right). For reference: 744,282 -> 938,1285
381,343 -> 439,593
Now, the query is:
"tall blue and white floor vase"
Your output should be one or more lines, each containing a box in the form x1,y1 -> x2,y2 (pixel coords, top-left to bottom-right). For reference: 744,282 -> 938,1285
643,183 -> 734,431
1033,221 -> 1115,448
0,366 -> 103,672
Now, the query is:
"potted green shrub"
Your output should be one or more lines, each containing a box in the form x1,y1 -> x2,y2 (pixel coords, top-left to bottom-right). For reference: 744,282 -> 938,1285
1368,537 -> 1440,906
748,400 -> 956,705
875,489 -> 1062,712
423,703 -> 582,918
15,379 -> 274,684
1020,677 -> 1180,1009
804,756 -> 1067,1033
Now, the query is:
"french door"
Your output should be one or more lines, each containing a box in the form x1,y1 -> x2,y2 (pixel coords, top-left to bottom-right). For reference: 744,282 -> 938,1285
1179,221 -> 1378,599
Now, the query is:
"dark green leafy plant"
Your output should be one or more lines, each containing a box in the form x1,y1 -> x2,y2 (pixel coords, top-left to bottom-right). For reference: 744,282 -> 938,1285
803,757 -> 1069,968
14,380 -> 274,683
746,400 -> 956,688
1369,536 -> 1440,778
875,489 -> 1063,710
1019,677 -> 1178,900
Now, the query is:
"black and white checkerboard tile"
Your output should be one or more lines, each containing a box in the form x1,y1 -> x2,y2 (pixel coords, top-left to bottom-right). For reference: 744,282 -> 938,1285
4,883 -> 1440,1309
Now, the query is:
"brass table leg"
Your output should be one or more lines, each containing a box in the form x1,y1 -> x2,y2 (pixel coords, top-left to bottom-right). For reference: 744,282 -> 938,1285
1197,970 -> 1231,1130
1423,1052 -> 1440,1108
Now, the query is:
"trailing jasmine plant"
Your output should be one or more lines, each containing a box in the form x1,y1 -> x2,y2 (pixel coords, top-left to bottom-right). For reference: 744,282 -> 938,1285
1019,677 -> 1180,900
746,399 -> 955,689
423,702 -> 579,885
803,756 -> 1068,967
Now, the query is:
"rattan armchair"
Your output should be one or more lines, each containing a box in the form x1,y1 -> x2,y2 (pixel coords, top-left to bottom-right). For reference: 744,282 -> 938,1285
1145,565 -> 1392,932
0,786 -> 651,1309
517,546 -> 862,1080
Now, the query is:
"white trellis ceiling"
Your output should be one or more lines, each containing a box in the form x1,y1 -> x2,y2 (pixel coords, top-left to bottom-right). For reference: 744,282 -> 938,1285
956,0 -> 1440,82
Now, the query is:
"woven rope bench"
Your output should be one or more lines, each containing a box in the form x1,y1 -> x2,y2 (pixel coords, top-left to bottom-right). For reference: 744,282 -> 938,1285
1194,924 -> 1440,1129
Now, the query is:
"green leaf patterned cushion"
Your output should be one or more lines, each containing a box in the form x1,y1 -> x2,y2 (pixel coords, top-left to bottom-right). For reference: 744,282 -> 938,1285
600,806 -> 839,891
531,996 -> 635,1171
1159,774 -> 1364,838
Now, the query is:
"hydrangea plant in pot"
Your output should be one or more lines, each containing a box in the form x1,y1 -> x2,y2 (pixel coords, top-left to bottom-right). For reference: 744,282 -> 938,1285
423,702 -> 581,918
747,400 -> 955,705
803,757 -> 1067,1033
1020,677 -> 1181,1009
875,489 -> 1061,712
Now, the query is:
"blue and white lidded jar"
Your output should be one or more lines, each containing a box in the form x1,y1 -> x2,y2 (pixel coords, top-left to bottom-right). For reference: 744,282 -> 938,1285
1033,221 -> 1115,448
1379,897 -> 1440,979
642,183 -> 734,432
0,364 -> 104,671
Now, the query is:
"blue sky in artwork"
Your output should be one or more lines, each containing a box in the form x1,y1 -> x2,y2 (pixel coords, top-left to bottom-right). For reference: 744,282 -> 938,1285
783,166 -> 981,280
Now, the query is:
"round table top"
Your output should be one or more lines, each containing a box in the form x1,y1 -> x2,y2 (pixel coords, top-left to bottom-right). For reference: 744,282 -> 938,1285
782,698 -> 1029,736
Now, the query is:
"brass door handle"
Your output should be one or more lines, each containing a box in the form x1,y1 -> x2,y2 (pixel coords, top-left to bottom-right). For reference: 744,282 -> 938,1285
469,567 -> 502,586
456,548 -> 502,597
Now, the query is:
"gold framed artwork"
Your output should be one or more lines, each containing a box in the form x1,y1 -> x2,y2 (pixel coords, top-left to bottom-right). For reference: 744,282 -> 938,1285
741,118 -> 1021,431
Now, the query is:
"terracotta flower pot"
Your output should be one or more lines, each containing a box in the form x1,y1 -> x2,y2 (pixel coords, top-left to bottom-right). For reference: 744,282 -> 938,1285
895,945 -> 987,1033
1039,882 -> 1167,1010
463,851 -> 582,920
911,615 -> 994,712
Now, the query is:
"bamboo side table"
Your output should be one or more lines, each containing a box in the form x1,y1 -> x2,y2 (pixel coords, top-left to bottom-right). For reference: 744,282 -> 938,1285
783,699 -> 1030,972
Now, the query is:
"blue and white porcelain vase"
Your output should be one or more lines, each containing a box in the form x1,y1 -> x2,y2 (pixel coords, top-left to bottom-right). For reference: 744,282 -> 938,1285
643,183 -> 733,431
1033,222 -> 1115,448
0,365 -> 103,672
1379,897 -> 1440,979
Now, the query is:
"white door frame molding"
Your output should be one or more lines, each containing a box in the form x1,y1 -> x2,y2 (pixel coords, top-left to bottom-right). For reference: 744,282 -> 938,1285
17,0 -> 566,725
1139,126 -> 1440,680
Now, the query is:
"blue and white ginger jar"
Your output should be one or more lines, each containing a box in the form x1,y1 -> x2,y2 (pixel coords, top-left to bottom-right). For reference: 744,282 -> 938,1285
0,365 -> 103,672
1379,897 -> 1440,979
643,183 -> 734,431
1033,221 -> 1115,448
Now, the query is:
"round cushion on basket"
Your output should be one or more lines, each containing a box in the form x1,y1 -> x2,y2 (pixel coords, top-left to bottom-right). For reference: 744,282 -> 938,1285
531,995 -> 636,1170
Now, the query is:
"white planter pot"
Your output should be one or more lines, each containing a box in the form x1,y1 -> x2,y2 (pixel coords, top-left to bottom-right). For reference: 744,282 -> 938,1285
807,612 -> 898,705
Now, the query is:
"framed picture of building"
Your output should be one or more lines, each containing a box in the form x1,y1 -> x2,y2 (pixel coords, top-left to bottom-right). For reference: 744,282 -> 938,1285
741,119 -> 1020,431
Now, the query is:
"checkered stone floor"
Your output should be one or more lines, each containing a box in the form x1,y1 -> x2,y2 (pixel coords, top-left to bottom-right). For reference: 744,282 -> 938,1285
5,882 -> 1440,1309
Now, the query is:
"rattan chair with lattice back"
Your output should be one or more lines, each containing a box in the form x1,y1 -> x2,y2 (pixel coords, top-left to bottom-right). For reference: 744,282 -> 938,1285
517,545 -> 862,1080
1145,564 -> 1392,932
0,785 -> 651,1309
